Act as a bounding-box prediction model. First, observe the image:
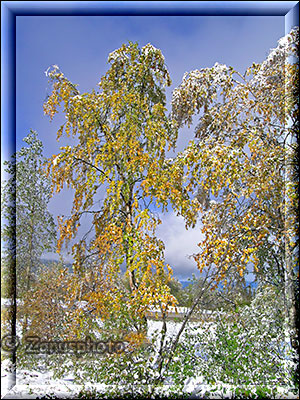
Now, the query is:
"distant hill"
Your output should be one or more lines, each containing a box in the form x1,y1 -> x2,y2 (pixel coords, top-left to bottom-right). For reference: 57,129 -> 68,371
41,258 -> 73,272
39,262 -> 258,291
179,280 -> 193,289
179,279 -> 257,290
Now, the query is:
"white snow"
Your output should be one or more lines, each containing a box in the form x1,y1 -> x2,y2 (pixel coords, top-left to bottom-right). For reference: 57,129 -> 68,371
1,319 -> 298,399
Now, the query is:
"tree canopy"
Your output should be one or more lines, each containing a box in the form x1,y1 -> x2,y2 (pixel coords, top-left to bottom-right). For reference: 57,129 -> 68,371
171,27 -> 299,345
44,42 -> 189,333
3,29 -> 298,399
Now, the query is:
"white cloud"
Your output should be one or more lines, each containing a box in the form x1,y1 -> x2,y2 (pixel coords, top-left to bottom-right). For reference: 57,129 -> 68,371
156,211 -> 203,279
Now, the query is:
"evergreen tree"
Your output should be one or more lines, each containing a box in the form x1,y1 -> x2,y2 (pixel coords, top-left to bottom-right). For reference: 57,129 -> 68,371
2,130 -> 56,298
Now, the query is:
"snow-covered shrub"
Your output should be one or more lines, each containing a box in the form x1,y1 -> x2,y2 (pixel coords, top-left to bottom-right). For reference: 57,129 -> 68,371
45,326 -> 190,398
175,284 -> 299,398
14,282 -> 298,399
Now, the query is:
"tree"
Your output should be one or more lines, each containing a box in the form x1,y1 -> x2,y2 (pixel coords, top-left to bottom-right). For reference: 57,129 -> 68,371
1,130 -> 56,390
39,31 -> 298,396
18,262 -> 71,340
2,130 -> 56,298
43,42 -> 187,335
179,275 -> 253,311
171,27 -> 298,355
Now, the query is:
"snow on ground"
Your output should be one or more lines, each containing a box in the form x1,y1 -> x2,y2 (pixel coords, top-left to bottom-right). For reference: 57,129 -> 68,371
2,364 -> 298,400
147,318 -> 214,350
1,319 -> 298,399
1,320 -> 202,398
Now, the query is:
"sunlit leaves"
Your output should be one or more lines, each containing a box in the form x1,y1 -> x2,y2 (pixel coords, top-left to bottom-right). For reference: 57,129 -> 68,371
171,28 -> 299,290
44,42 -> 179,333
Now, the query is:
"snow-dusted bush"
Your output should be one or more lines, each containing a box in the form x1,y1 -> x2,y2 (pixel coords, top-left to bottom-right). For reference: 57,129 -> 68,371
174,284 -> 299,398
13,284 -> 299,398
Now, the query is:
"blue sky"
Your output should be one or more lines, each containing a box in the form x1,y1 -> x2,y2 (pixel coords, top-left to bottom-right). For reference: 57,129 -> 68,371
14,14 -> 285,279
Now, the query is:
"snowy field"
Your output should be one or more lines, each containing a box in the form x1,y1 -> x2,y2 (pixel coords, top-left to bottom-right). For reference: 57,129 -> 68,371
2,319 -> 195,399
1,318 -> 298,399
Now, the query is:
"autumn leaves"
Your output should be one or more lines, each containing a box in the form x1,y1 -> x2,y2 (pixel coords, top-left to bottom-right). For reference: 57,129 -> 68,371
43,30 -> 298,339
